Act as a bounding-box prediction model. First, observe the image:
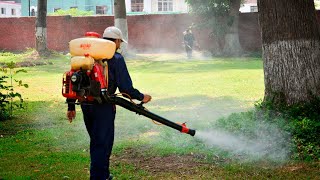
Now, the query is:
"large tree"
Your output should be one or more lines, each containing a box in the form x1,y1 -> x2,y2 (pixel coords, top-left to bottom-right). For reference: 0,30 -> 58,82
258,0 -> 320,107
114,0 -> 128,54
185,0 -> 242,55
35,0 -> 48,56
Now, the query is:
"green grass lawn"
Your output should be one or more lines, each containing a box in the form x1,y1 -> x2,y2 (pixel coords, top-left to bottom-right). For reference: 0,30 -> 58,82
0,52 -> 319,179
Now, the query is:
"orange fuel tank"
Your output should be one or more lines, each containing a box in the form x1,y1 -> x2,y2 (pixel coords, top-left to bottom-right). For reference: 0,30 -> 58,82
69,38 -> 116,60
70,55 -> 95,71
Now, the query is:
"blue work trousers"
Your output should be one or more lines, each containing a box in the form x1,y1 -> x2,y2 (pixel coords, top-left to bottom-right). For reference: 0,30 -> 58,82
81,103 -> 116,180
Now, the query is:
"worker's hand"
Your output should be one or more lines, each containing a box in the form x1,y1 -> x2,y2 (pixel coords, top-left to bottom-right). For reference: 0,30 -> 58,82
67,110 -> 76,123
142,94 -> 152,103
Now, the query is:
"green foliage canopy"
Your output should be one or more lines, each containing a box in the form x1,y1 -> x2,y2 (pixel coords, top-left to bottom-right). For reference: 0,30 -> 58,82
185,0 -> 235,38
48,8 -> 94,16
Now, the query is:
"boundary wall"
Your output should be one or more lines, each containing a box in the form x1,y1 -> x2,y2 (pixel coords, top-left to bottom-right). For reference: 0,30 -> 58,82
0,13 -> 262,53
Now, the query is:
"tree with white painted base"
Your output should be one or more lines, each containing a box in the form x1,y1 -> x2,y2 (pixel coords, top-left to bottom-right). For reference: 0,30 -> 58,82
36,0 -> 49,57
114,0 -> 128,55
186,0 -> 242,56
258,0 -> 320,107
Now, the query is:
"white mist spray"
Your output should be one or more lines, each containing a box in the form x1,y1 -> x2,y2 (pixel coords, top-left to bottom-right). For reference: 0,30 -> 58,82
195,121 -> 292,161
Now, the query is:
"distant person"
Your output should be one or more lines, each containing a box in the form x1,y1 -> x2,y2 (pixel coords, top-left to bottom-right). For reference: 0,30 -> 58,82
183,28 -> 195,59
31,9 -> 36,16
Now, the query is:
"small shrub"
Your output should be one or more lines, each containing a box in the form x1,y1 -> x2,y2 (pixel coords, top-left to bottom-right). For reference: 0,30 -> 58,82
0,61 -> 28,121
0,75 -> 10,120
255,100 -> 320,161
0,52 -> 16,57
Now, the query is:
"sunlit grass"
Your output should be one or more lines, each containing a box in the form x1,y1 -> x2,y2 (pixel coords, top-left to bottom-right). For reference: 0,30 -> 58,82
1,52 -> 318,179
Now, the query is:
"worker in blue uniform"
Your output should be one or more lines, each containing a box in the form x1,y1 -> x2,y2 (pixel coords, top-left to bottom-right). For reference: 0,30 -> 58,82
67,26 -> 152,180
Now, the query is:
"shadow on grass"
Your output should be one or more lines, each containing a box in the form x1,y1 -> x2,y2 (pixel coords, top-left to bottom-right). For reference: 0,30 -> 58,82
0,100 -> 70,134
0,94 -> 251,159
2,97 -> 319,180
114,94 -> 251,145
0,94 -> 249,144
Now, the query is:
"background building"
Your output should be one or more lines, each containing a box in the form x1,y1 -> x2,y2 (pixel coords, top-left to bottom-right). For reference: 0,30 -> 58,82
240,0 -> 258,13
15,0 -> 320,17
20,0 -> 189,16
0,1 -> 21,17
20,0 -> 113,16
126,0 -> 189,14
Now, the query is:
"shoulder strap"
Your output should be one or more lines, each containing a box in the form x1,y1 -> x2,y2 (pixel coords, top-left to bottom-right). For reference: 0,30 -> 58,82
103,62 -> 109,89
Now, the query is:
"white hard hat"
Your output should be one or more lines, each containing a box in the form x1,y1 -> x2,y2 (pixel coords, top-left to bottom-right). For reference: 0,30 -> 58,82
103,26 -> 127,43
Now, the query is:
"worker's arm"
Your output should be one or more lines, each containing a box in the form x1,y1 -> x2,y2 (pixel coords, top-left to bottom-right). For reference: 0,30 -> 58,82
66,98 -> 76,122
115,54 -> 151,103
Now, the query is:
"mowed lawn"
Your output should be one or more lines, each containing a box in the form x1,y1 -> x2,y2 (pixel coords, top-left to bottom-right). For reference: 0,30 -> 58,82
0,53 -> 318,179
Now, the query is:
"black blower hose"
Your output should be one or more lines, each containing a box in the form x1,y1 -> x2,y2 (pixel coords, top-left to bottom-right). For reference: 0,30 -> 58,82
107,95 -> 196,136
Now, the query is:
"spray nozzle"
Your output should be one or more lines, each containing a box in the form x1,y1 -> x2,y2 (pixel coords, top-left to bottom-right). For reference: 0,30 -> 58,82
179,122 -> 196,136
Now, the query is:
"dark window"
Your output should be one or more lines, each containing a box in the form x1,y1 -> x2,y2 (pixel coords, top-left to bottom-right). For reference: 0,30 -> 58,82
96,6 -> 107,14
250,6 -> 258,12
11,8 -> 16,15
1,8 -> 6,14
131,0 -> 144,12
158,0 -> 173,12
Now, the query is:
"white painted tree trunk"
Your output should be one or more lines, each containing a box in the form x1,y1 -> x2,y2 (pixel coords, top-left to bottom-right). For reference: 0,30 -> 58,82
115,18 -> 128,54
223,33 -> 242,55
36,0 -> 48,56
262,40 -> 320,105
258,0 -> 320,106
114,0 -> 128,55
223,0 -> 242,55
35,27 -> 47,53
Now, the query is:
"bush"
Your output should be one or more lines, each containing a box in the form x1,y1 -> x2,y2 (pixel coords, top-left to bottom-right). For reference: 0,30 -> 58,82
0,75 -> 10,120
48,8 -> 94,16
0,61 -> 28,121
212,98 -> 320,161
255,100 -> 320,161
290,117 -> 320,161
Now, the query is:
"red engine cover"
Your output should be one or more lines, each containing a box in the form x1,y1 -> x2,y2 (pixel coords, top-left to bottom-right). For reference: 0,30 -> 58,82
62,64 -> 107,102
62,70 -> 95,102
91,63 -> 107,89
62,70 -> 77,99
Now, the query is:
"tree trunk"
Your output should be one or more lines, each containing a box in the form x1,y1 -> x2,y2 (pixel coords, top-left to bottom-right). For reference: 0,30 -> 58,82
114,0 -> 128,55
35,0 -> 48,57
258,0 -> 320,106
223,0 -> 242,55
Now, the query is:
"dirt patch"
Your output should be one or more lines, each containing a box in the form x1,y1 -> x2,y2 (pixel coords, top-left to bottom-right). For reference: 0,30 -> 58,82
280,162 -> 320,172
22,49 -> 60,61
112,147 -> 212,175
0,61 -> 53,68
23,50 -> 41,61
0,50 -> 58,68
0,60 -> 53,68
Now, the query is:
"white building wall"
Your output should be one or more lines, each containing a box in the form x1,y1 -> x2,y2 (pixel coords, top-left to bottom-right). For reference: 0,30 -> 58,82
125,0 -> 131,12
174,0 -> 188,12
125,0 -> 188,13
239,3 -> 257,13
0,1 -> 21,17
150,0 -> 157,12
143,0 -> 152,13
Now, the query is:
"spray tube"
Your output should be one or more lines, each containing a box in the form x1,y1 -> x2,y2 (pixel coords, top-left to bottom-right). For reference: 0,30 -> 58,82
106,95 -> 196,136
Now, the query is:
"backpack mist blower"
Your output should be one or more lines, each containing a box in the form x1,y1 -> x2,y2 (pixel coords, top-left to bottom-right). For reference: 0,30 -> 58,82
62,32 -> 196,136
